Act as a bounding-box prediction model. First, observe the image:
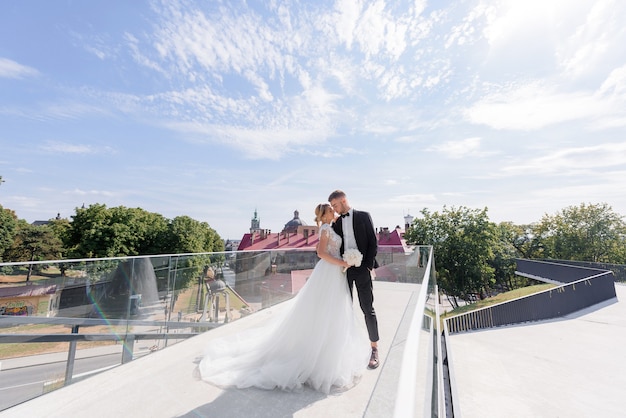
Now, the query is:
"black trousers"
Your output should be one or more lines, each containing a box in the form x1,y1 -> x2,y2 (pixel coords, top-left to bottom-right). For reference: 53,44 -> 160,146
347,266 -> 379,343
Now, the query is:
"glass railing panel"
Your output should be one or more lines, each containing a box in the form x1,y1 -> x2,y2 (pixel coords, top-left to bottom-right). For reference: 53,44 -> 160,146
1,246 -> 441,413
1,246 -> 421,321
392,245 -> 442,418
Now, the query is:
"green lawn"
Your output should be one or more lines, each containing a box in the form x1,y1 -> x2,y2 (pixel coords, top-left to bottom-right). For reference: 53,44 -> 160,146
441,283 -> 556,320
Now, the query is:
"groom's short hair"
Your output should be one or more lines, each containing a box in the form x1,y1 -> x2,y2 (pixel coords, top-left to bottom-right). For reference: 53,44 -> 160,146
328,190 -> 346,202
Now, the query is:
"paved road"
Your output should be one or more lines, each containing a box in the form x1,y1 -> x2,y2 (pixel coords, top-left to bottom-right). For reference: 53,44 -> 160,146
0,352 -> 121,410
0,342 -> 159,411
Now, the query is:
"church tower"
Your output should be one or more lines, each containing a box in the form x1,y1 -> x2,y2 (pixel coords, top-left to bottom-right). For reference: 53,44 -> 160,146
250,209 -> 261,234
282,209 -> 305,234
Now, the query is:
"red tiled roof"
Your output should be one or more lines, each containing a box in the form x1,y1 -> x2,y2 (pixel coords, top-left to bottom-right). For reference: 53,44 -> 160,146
237,231 -> 320,251
378,228 -> 404,246
238,227 -> 410,252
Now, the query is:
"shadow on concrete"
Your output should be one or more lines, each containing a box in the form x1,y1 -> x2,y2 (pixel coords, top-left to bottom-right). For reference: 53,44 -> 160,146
178,385 -> 327,418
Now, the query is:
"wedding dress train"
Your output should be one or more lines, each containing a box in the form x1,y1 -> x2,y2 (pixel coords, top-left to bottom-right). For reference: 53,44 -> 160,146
198,223 -> 370,394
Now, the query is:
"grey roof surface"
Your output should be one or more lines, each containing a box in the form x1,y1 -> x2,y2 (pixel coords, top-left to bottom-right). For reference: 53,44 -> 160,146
447,283 -> 626,418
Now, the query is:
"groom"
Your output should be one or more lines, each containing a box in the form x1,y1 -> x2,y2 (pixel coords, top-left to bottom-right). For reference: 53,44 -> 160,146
328,190 -> 380,369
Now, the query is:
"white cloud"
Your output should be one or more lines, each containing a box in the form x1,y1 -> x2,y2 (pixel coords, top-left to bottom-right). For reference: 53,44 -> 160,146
464,79 -> 621,130
0,99 -> 110,122
164,120 -> 328,160
501,142 -> 626,176
126,33 -> 165,75
64,189 -> 116,197
43,101 -> 111,121
557,0 -> 626,80
40,141 -> 116,155
354,0 -> 393,58
480,0 -> 626,86
389,194 -> 437,203
598,64 -> 626,97
0,58 -> 39,79
483,0 -> 554,49
329,0 -> 361,50
427,137 -> 483,159
446,2 -> 493,49
3,195 -> 42,209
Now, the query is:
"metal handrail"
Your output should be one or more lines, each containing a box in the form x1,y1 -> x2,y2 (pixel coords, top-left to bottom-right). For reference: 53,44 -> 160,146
0,332 -> 197,343
0,316 -> 214,385
445,270 -> 615,334
1,316 -> 218,329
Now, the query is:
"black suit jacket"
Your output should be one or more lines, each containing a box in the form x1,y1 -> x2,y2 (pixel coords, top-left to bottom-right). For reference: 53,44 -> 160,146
332,209 -> 378,270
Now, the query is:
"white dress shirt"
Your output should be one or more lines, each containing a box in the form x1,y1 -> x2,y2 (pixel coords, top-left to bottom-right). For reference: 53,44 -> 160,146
342,208 -> 357,250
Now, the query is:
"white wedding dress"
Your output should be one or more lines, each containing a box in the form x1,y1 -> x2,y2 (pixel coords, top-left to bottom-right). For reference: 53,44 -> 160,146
198,223 -> 370,394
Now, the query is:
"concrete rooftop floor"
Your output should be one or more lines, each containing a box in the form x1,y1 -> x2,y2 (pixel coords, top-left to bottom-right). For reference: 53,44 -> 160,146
447,283 -> 626,418
2,282 -> 624,418
1,281 -> 423,418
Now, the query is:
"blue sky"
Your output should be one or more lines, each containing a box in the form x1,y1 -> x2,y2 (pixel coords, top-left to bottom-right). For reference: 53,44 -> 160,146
1,0 -> 625,240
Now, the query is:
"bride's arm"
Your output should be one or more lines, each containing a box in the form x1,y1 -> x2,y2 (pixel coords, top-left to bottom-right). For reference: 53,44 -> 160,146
317,228 -> 350,268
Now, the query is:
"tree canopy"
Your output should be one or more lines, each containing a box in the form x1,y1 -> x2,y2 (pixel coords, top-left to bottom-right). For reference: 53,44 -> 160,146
404,206 -> 497,306
64,204 -> 224,259
1,202 -> 224,264
535,203 -> 626,263
65,204 -> 171,258
0,205 -> 18,261
404,202 -> 626,305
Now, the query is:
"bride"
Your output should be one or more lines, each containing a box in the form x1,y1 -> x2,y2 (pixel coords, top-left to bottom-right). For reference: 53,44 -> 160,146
198,203 -> 370,394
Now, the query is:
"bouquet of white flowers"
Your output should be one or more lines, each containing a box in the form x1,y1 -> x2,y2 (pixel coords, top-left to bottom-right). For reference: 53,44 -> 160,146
342,249 -> 363,272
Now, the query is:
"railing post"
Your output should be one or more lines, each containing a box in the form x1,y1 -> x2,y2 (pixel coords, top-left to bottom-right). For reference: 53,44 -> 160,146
224,292 -> 231,323
122,334 -> 135,364
214,294 -> 220,321
64,325 -> 79,385
200,290 -> 210,321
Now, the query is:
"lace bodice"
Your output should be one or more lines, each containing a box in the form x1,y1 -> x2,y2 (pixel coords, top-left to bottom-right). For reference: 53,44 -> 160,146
320,224 -> 342,258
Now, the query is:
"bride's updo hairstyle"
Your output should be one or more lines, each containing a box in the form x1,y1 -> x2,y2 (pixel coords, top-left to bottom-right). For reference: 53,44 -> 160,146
314,203 -> 331,226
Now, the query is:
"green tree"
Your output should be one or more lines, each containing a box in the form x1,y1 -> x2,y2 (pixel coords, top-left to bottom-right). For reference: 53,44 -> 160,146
48,216 -> 72,255
65,204 -> 223,260
106,206 -> 170,255
490,222 -> 535,291
47,216 -> 73,275
537,203 -> 626,263
498,222 -> 551,259
65,204 -> 170,258
65,203 -> 113,258
0,205 -> 18,261
165,216 -> 225,289
5,221 -> 63,280
167,215 -> 223,253
404,206 -> 497,307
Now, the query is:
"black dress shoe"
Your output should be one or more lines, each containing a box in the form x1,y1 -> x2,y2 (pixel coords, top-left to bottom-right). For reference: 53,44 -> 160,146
368,348 -> 379,369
